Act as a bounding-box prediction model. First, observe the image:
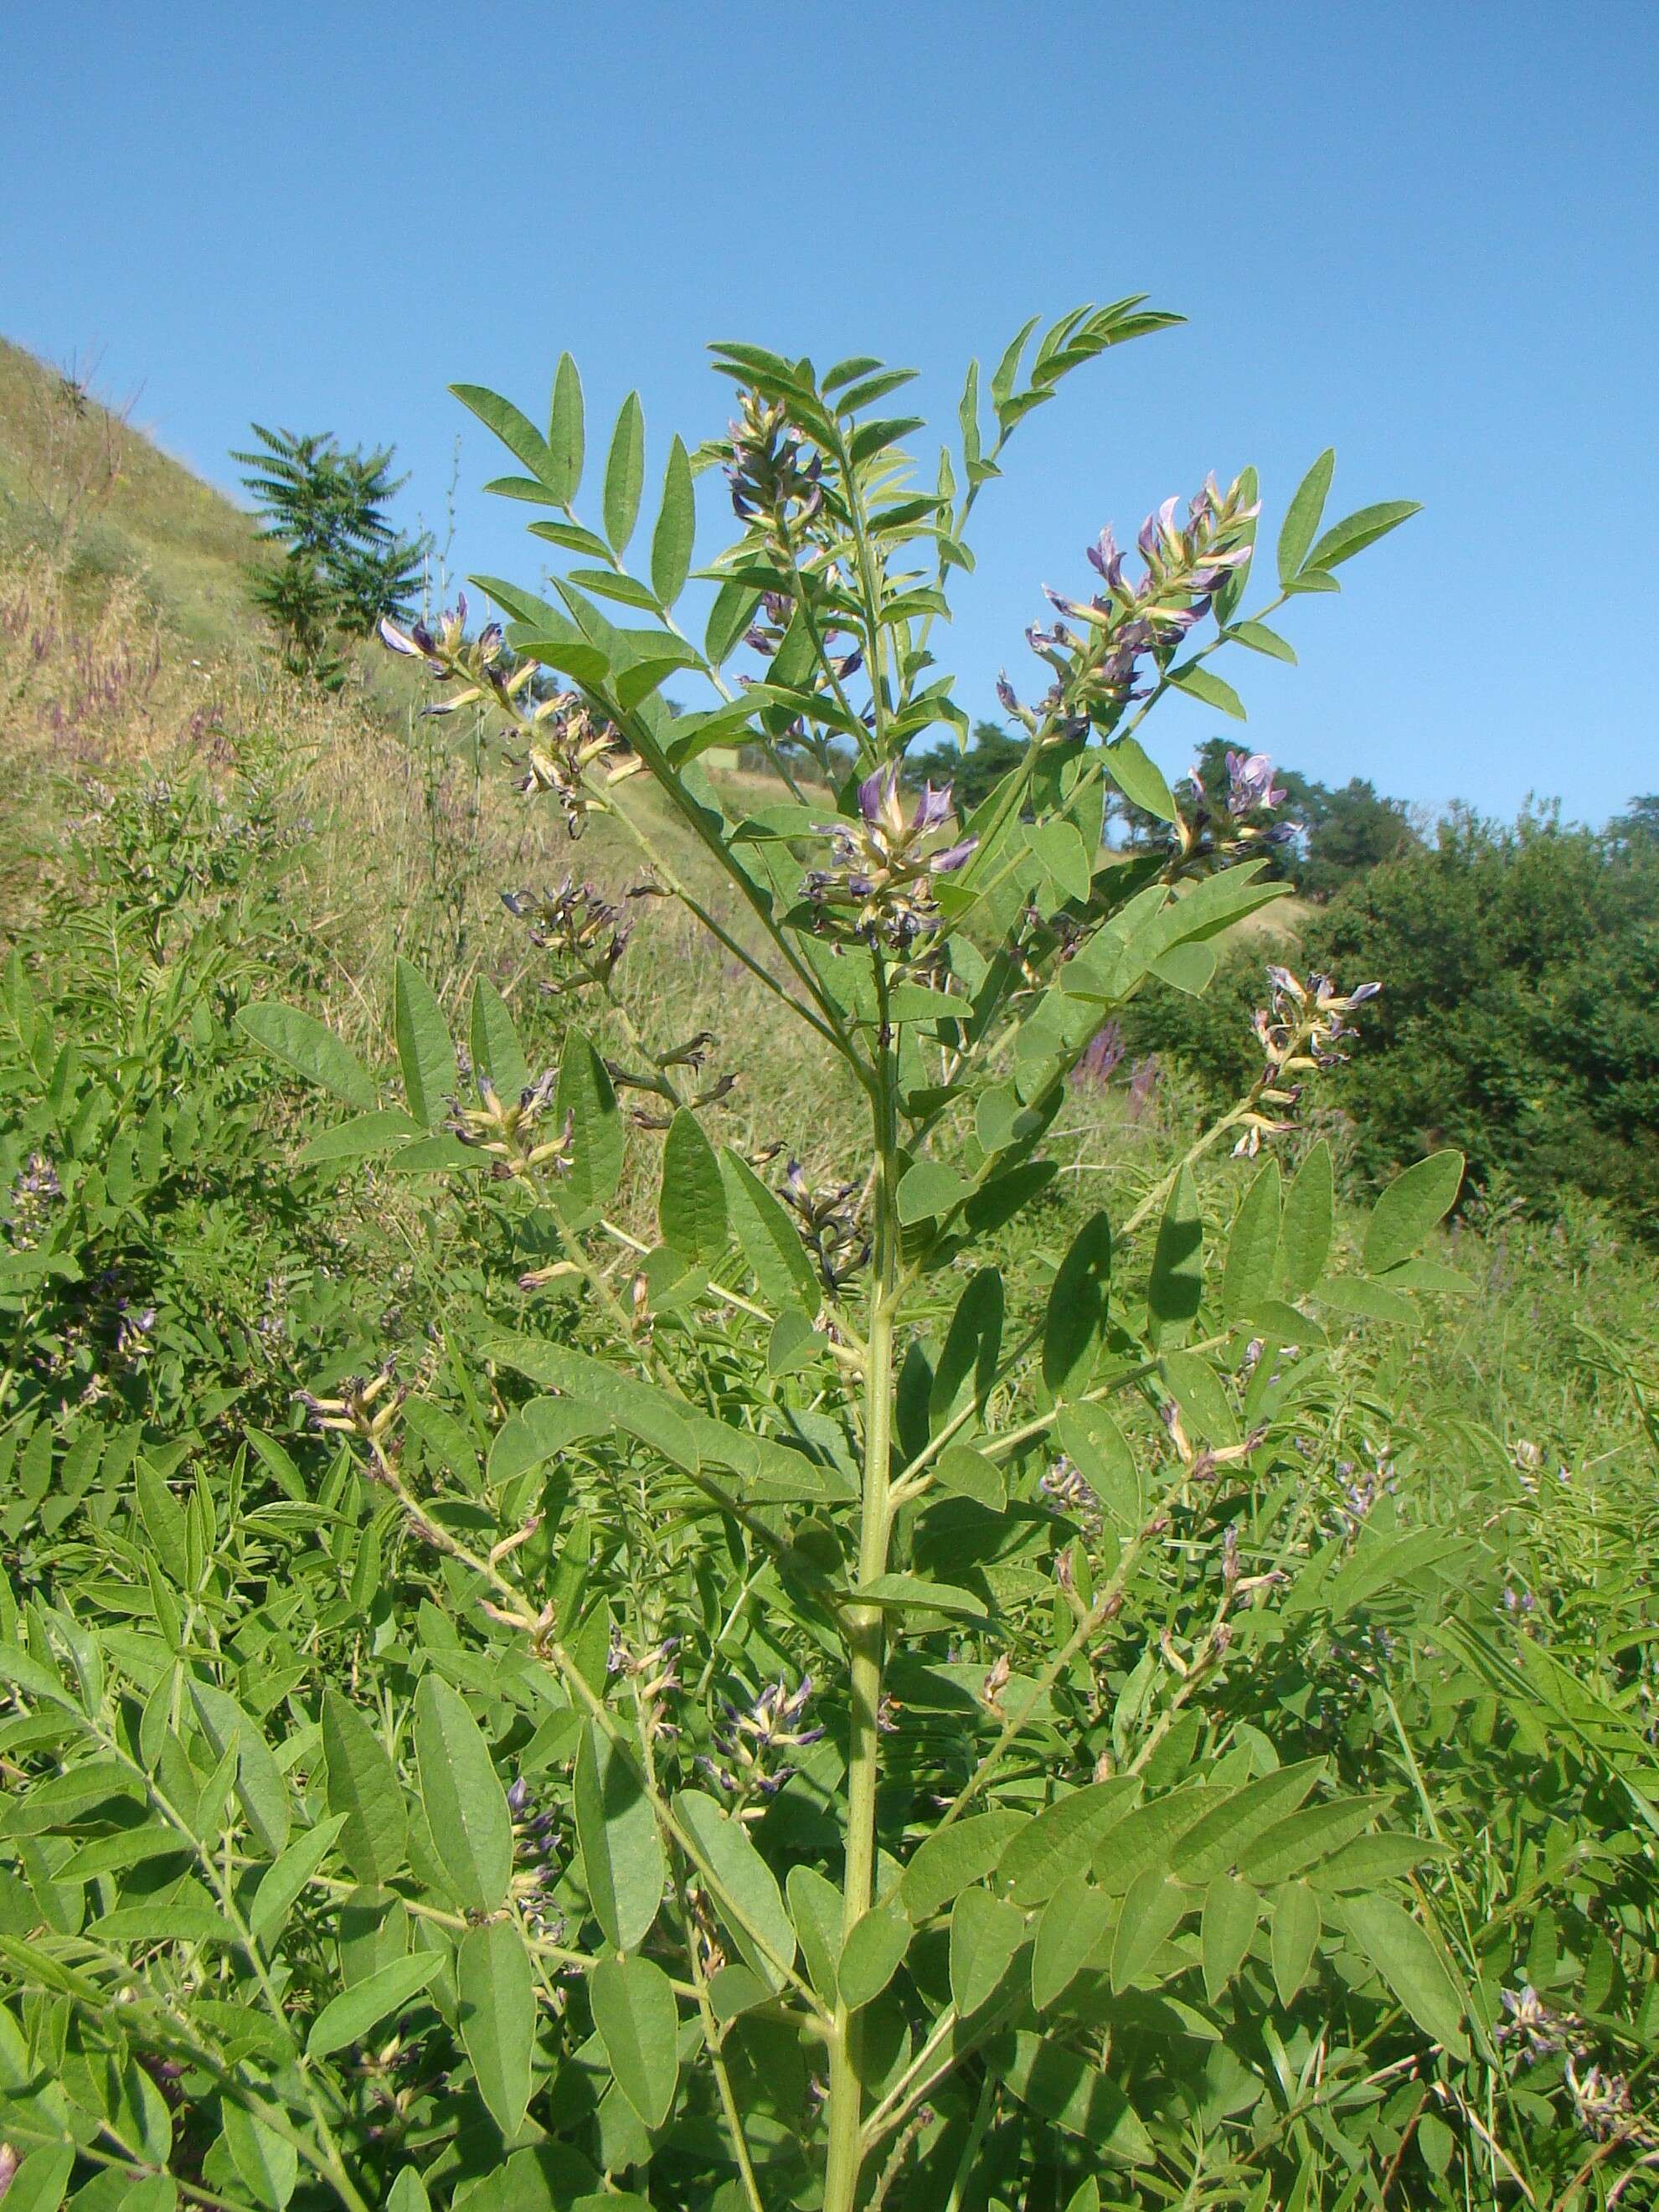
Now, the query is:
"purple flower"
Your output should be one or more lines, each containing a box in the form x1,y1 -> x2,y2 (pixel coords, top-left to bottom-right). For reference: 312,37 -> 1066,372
912,781 -> 954,833
1072,1019 -> 1125,1089
1225,750 -> 1285,814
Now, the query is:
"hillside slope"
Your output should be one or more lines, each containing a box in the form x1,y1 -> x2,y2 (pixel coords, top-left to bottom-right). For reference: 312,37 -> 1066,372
0,337 -> 255,647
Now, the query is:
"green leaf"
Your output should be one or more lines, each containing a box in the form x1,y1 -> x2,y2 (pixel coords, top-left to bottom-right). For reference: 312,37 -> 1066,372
1227,619 -> 1296,663
548,353 -> 585,505
1093,1785 -> 1211,1894
1202,1876 -> 1260,2003
1168,663 -> 1246,720
650,436 -> 695,606
720,1149 -> 819,1315
295,1109 -> 422,1167
1,2148 -> 75,2212
673,1789 -> 796,1989
1270,1879 -> 1322,2005
484,1338 -> 699,1472
786,1864 -> 844,2001
838,1902 -> 911,2009
135,1456 -> 190,1586
1055,1405 -> 1141,1530
188,1681 -> 291,1859
1043,1210 -> 1113,1401
1147,1166 -> 1203,1345
603,393 -> 647,556
658,1110 -> 729,1264
934,1444 -> 1006,1510
459,1919 -> 535,2137
590,1954 -> 679,2131
322,1691 -> 406,1886
1239,1797 -> 1387,1887
1111,1869 -> 1188,1991
1363,1149 -> 1463,1275
1280,1140 -> 1334,1298
1031,1873 -> 1114,2011
1104,737 -> 1177,823
901,1810 -> 1029,1922
386,2172 -> 430,2212
1170,1760 -> 1324,1883
931,1267 -> 1004,1430
250,1816 -> 348,1944
1337,1893 -> 1469,2055
223,2101 -> 298,2211
1000,1778 -> 1141,1905
1277,450 -> 1335,585
414,1676 -> 513,1914
852,1573 -> 987,1621
1223,1158 -> 1281,1323
986,2029 -> 1154,2161
469,981 -> 532,1106
237,1003 -> 376,1111
450,384 -> 559,487
307,1952 -> 442,2060
574,1722 -> 663,1955
393,961 -> 456,1128
1307,500 -> 1421,572
704,579 -> 762,668
896,1158 -> 972,1226
1028,819 -> 1092,903
553,1027 -> 623,1228
951,1886 -> 1026,2016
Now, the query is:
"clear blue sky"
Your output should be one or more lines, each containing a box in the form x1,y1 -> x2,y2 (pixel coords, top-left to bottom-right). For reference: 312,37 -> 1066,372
6,3 -> 1655,824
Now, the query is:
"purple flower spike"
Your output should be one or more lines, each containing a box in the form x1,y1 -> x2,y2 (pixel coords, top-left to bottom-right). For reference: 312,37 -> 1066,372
996,671 -> 1020,714
1226,750 -> 1286,814
913,781 -> 954,833
928,836 -> 977,874
858,764 -> 897,825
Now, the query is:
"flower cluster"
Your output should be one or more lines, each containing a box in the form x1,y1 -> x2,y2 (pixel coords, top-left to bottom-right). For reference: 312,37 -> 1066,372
509,692 -> 641,837
779,1160 -> 868,1295
605,1032 -> 735,1130
726,390 -> 824,548
1230,966 -> 1381,1158
446,1070 -> 575,1182
703,1676 -> 824,1817
502,878 -> 631,996
1565,2056 -> 1654,2146
505,1776 -> 563,1936
5,1152 -> 62,1254
805,766 -> 976,950
1167,748 -> 1299,874
1012,473 -> 1260,731
296,1362 -> 404,1451
379,600 -> 638,838
1071,1019 -> 1126,1091
1040,1456 -> 1103,1534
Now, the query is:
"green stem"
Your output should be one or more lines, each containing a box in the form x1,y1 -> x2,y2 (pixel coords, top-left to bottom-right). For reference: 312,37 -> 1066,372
824,957 -> 901,2212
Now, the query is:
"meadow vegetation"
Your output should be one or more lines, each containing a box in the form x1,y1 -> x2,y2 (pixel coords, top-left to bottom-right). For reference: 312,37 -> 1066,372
0,324 -> 1656,2212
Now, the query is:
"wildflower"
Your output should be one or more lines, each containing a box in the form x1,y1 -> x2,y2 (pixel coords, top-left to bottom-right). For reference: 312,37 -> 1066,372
1071,1019 -> 1125,1090
726,389 -> 824,544
115,1300 -> 158,1360
1040,1456 -> 1103,1534
502,878 -> 631,994
1565,2056 -> 1649,2143
1126,1054 -> 1162,1118
296,1362 -> 404,1451
505,1774 -> 564,1936
5,1152 -> 61,1250
1030,475 -> 1260,730
509,692 -> 641,838
446,1069 -> 575,1182
805,766 -> 976,950
703,1676 -> 824,1815
1224,750 -> 1286,815
778,1160 -> 868,1295
1239,969 -> 1381,1151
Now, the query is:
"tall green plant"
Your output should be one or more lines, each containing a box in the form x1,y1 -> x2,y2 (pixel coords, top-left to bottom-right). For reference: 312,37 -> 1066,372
27,310 -> 1623,2212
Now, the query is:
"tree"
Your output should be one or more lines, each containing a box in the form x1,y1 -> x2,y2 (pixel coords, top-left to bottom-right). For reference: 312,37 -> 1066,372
233,424 -> 429,687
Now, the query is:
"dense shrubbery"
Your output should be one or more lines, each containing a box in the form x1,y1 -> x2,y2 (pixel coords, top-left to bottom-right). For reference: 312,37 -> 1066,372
1,312 -> 1656,2212
1122,803 -> 1659,1234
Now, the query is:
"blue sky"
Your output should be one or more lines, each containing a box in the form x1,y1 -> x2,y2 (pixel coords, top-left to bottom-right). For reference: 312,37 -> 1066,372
5,3 -> 1655,823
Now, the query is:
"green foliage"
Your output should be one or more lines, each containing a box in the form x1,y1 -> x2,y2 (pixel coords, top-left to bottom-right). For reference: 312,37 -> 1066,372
3,307 -> 1656,2212
1307,802 -> 1659,1226
234,424 -> 429,688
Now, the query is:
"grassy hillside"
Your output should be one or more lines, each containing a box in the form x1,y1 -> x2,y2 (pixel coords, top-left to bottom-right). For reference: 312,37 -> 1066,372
0,337 -> 256,651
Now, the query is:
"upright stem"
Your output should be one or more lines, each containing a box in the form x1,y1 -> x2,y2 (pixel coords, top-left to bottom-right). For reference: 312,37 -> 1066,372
824,959 -> 901,2212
